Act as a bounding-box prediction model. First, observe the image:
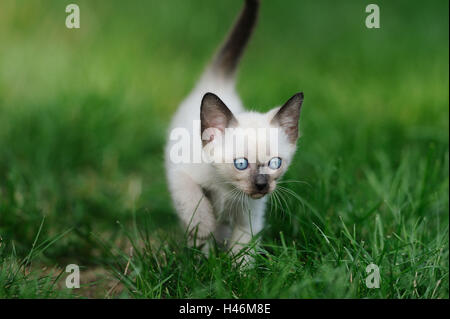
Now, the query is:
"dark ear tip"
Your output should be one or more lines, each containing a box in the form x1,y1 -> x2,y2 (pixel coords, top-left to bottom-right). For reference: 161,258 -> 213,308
295,92 -> 304,101
284,92 -> 303,109
202,92 -> 217,102
201,92 -> 219,109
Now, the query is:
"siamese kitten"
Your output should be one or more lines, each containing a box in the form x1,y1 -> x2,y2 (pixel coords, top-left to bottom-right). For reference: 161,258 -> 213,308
165,0 -> 303,262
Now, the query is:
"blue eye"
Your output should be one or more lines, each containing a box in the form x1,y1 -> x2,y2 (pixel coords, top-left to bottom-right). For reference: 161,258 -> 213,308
234,158 -> 248,170
268,157 -> 282,169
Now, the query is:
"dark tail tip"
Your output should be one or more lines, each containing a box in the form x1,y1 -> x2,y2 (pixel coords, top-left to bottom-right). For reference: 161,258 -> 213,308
211,0 -> 260,78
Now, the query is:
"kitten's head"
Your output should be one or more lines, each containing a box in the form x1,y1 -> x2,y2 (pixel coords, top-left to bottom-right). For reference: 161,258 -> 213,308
200,92 -> 303,199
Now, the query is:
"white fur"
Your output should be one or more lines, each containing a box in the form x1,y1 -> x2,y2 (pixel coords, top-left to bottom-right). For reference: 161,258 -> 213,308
165,63 -> 298,263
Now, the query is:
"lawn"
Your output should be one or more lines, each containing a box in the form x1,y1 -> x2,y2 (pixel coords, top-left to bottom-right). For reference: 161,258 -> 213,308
0,0 -> 448,298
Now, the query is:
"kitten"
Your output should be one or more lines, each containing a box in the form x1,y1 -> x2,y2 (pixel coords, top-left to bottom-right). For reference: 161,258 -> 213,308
165,0 -> 303,262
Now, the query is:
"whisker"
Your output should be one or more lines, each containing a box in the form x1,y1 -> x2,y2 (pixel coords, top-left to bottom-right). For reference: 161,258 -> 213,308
272,189 -> 284,216
277,185 -> 306,212
228,188 -> 241,218
275,187 -> 293,223
269,192 -> 277,214
277,179 -> 311,188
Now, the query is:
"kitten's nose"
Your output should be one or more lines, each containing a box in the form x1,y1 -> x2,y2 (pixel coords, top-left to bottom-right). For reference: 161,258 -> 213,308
254,174 -> 269,192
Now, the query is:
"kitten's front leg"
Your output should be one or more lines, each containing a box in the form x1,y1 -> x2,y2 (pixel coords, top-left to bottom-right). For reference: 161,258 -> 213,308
229,198 -> 266,265
168,169 -> 216,244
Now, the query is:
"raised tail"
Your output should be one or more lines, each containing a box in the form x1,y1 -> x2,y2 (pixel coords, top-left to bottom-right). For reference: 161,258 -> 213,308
208,0 -> 260,80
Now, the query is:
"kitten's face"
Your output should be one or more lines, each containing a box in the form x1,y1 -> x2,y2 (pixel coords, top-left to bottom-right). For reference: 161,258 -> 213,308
201,93 -> 303,198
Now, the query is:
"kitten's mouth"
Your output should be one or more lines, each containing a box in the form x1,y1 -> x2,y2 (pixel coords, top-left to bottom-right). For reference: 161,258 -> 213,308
250,192 -> 268,199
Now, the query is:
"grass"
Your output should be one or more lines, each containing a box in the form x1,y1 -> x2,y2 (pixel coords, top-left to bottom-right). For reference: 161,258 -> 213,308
0,0 -> 448,298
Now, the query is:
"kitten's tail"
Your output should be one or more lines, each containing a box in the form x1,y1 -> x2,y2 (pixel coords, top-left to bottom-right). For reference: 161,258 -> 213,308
206,0 -> 260,81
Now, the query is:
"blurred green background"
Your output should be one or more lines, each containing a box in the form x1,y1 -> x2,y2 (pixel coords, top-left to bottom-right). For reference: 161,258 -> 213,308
0,0 -> 448,298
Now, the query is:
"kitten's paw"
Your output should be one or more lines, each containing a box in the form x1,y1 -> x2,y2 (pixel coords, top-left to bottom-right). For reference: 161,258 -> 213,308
186,202 -> 216,244
230,245 -> 256,269
235,253 -> 254,268
188,222 -> 215,243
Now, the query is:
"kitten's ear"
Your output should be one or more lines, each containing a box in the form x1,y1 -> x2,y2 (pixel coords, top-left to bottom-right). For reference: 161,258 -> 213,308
200,93 -> 237,142
270,92 -> 304,144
